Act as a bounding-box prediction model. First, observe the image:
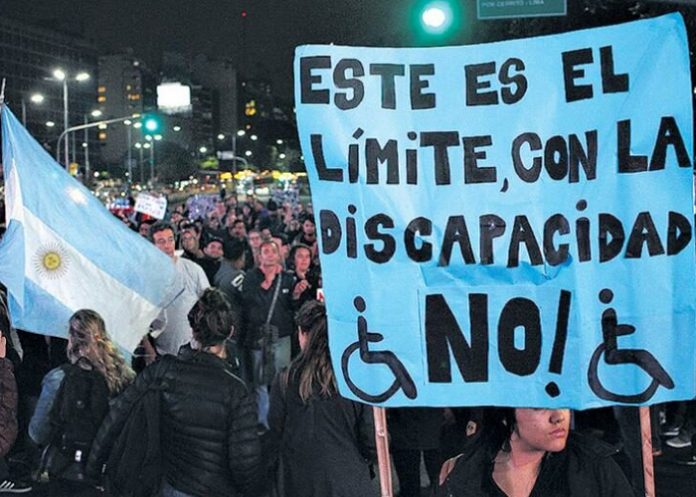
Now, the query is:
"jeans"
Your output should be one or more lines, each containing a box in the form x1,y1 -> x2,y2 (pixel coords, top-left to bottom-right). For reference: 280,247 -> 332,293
250,335 -> 291,428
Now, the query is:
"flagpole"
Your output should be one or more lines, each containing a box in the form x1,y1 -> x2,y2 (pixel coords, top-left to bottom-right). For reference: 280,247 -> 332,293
639,406 -> 656,497
373,406 -> 393,497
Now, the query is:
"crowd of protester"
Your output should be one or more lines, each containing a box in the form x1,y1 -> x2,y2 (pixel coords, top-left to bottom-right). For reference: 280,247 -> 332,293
0,189 -> 692,497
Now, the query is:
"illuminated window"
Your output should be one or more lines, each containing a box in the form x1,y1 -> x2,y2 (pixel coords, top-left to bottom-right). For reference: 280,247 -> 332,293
98,132 -> 107,140
97,95 -> 106,103
126,84 -> 132,91
98,85 -> 106,93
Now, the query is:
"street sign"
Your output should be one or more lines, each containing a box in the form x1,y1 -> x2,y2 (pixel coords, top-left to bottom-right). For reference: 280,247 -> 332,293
217,151 -> 235,160
477,0 -> 566,20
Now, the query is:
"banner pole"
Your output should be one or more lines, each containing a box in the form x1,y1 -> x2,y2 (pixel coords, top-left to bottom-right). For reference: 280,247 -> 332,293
373,406 -> 393,497
639,406 -> 656,497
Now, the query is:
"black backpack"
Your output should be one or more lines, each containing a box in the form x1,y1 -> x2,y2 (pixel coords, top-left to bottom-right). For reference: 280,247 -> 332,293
44,359 -> 110,482
104,384 -> 163,497
101,356 -> 173,497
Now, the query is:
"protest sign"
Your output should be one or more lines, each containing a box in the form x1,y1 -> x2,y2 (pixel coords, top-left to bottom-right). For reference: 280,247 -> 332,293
294,14 -> 695,408
134,192 -> 167,219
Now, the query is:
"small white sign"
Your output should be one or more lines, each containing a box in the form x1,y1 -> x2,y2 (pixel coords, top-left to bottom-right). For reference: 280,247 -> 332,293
135,193 -> 167,220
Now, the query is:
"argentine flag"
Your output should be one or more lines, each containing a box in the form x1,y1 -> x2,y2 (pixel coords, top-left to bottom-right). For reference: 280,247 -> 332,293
0,105 -> 179,353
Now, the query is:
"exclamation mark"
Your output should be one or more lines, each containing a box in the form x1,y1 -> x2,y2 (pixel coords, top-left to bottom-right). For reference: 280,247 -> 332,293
546,290 -> 571,398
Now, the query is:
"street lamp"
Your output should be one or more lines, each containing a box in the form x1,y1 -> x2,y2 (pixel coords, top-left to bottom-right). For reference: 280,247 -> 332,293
50,68 -> 90,168
21,93 -> 45,126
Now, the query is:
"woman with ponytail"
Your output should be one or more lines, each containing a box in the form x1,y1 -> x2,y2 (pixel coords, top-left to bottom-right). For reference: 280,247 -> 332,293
268,300 -> 377,497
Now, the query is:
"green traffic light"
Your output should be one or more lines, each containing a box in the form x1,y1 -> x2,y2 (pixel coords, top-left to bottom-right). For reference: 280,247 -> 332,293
421,1 -> 453,34
142,114 -> 161,134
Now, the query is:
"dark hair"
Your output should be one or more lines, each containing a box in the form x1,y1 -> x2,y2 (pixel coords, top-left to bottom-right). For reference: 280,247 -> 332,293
272,232 -> 288,246
289,243 -> 312,267
291,300 -> 336,401
180,220 -> 200,234
223,239 -> 245,261
187,288 -> 236,348
148,221 -> 176,241
479,407 -> 517,454
138,219 -> 154,230
301,214 -> 315,226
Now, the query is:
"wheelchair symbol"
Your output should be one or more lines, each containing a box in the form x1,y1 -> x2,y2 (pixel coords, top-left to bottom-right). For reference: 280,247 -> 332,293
587,289 -> 674,403
340,297 -> 417,403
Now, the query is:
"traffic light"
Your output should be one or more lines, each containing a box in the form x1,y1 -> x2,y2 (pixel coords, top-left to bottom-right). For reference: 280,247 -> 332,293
421,1 -> 453,34
411,0 -> 463,44
142,113 -> 161,135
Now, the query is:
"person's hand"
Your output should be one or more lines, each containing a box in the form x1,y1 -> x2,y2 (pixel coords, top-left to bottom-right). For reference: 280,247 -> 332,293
0,331 -> 6,359
439,454 -> 462,486
293,279 -> 310,299
140,337 -> 157,366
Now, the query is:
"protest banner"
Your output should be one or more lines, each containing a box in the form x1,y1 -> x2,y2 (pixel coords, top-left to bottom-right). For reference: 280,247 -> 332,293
135,192 -> 168,219
294,13 -> 695,410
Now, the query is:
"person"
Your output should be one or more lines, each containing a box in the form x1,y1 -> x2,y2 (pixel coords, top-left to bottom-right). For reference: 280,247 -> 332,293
437,407 -> 634,497
241,240 -> 297,428
88,288 -> 262,497
29,310 -> 134,447
179,222 -> 206,266
294,215 -> 318,261
214,239 -> 246,317
148,221 -> 209,356
199,236 -> 225,284
389,407 -> 444,497
29,310 -> 134,493
288,243 -> 320,308
268,300 -> 376,497
0,330 -> 31,493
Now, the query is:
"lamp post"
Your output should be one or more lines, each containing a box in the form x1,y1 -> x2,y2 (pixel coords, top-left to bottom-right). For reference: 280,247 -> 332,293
135,142 -> 145,184
124,119 -> 134,192
21,93 -> 45,126
50,69 -> 90,168
83,109 -> 102,187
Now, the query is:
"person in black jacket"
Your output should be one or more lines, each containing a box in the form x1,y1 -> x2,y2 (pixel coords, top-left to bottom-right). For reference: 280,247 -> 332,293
437,407 -> 633,497
88,288 -> 261,497
240,240 -> 298,428
268,300 -> 377,497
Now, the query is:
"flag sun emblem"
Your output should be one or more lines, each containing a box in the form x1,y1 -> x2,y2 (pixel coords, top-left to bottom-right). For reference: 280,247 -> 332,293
34,244 -> 70,279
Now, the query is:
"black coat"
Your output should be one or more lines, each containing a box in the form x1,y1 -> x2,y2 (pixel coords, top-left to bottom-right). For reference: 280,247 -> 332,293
88,349 -> 261,497
268,371 -> 377,497
241,269 -> 296,347
437,432 -> 633,497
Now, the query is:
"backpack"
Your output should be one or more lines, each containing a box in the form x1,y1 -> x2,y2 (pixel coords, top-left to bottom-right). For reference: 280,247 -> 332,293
104,385 -> 162,497
102,356 -> 172,497
43,359 -> 110,482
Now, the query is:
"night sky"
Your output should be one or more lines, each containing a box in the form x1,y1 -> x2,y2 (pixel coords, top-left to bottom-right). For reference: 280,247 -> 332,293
4,1 -> 695,101
3,0 -> 409,99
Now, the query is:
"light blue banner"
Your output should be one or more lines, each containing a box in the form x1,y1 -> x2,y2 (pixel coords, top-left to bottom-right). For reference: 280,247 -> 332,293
294,14 -> 695,408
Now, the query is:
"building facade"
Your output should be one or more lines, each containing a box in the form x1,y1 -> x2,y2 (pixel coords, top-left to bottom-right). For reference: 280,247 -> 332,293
0,16 -> 98,170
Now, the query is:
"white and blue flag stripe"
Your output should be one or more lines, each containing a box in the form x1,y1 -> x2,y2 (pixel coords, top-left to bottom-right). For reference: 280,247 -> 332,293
0,105 -> 178,352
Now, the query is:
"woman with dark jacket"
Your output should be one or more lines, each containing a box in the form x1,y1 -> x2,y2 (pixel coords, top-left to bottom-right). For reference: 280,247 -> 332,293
437,407 -> 633,497
88,288 -> 261,497
268,300 -> 377,497
0,330 -> 28,492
